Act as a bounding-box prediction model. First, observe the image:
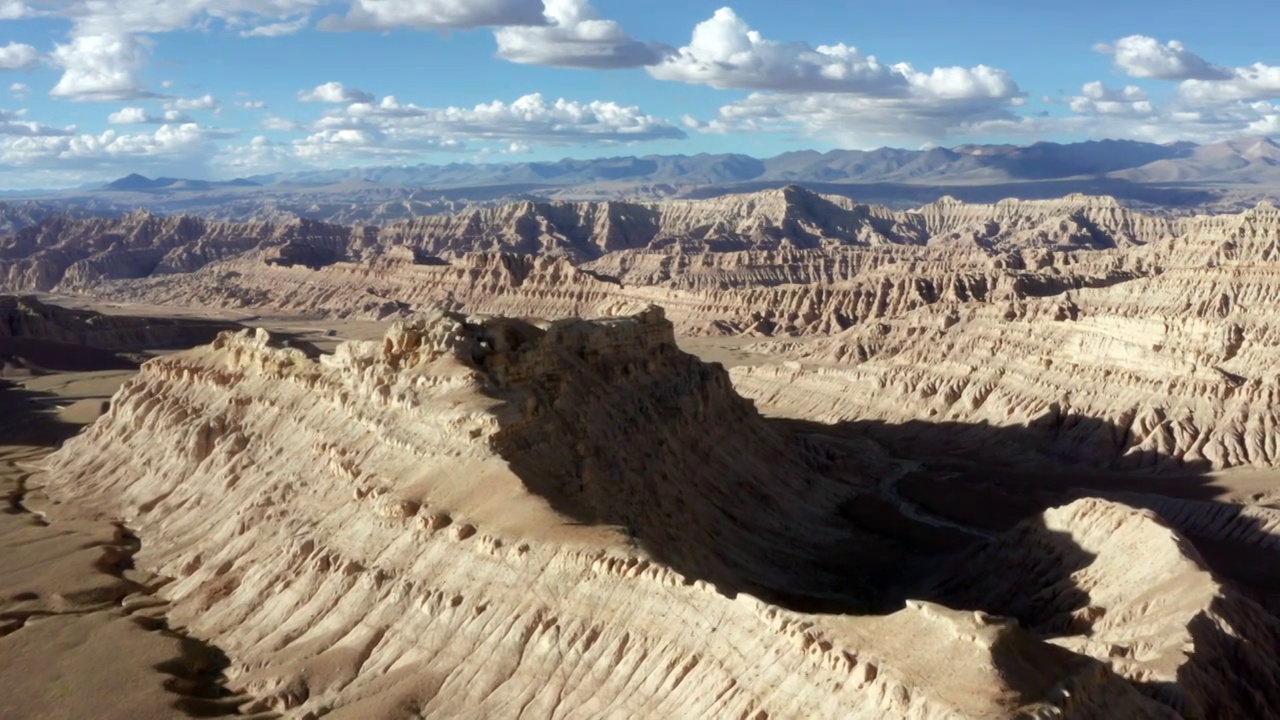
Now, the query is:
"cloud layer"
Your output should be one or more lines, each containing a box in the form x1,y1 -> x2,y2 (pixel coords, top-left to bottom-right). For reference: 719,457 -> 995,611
289,91 -> 686,162
321,0 -> 546,31
494,0 -> 666,69
2,2 -> 1278,186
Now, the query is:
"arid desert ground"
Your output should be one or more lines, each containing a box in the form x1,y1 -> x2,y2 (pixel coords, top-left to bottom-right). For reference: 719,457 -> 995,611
2,188 -> 1280,718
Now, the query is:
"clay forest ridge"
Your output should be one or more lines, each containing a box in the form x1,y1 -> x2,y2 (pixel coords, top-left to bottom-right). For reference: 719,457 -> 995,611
3,1 -> 1280,719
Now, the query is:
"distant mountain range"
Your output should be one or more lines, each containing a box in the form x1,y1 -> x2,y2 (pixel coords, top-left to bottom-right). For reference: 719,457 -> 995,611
220,137 -> 1280,190
100,173 -> 261,193
0,136 -> 1270,231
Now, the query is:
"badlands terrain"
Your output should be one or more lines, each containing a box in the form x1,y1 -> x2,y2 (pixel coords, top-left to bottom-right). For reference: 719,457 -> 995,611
3,186 -> 1280,718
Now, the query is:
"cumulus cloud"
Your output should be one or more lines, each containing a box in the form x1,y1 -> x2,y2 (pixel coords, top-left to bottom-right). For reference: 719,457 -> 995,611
662,9 -> 1023,145
0,122 -> 233,180
240,15 -> 309,37
0,109 -> 76,136
166,93 -> 219,111
236,100 -> 267,109
968,97 -> 1280,146
1094,35 -> 1280,106
1067,81 -> 1155,117
39,0 -> 323,101
107,107 -> 193,124
285,92 -> 684,163
321,0 -> 546,31
1180,63 -> 1280,103
262,116 -> 305,131
292,128 -> 465,161
0,42 -> 39,70
49,31 -> 153,101
211,134 -> 299,175
688,91 -> 1021,146
494,0 -> 667,69
0,1 -> 33,19
299,81 -> 374,103
9,82 -> 29,99
1097,35 -> 1231,81
648,7 -> 1020,103
315,92 -> 686,143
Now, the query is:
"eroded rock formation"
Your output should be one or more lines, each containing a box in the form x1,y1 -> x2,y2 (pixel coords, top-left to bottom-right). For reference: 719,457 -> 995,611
37,308 -> 1280,718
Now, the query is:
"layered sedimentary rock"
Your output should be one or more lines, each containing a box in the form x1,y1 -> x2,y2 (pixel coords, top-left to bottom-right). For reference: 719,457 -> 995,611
2,188 -> 1262,342
0,212 -> 370,293
39,308 -> 1280,718
0,188 -> 1193,297
735,204 -> 1280,469
0,294 -> 242,373
1,295 -> 237,352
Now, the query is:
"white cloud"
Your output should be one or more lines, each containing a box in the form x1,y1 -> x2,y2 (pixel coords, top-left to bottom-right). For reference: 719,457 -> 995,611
662,9 -> 1022,146
9,82 -> 29,99
0,109 -> 75,137
966,98 -> 1280,146
240,15 -> 309,37
494,0 -> 666,69
263,116 -> 304,131
1095,35 -> 1280,106
49,31 -> 152,101
211,134 -> 298,175
0,42 -> 39,70
107,107 -> 193,124
1098,35 -> 1231,81
298,81 -> 373,103
1180,63 -> 1280,103
236,100 -> 267,109
40,0 -> 323,101
321,0 -> 546,31
690,91 -> 1021,146
0,123 -> 232,179
285,92 -> 684,163
313,92 -> 686,143
648,7 -> 1020,103
166,93 -> 219,111
0,2 -> 33,19
1067,81 -> 1155,117
292,128 -> 465,161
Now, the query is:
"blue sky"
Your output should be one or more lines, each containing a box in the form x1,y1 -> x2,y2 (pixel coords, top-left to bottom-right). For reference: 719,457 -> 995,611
0,0 -> 1277,187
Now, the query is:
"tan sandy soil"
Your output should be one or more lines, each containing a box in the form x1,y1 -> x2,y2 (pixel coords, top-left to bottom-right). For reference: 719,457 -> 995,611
0,313 -> 267,720
5,295 -> 1280,717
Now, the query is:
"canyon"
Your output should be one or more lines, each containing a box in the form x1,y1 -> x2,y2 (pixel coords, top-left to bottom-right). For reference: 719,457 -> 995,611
3,185 -> 1280,718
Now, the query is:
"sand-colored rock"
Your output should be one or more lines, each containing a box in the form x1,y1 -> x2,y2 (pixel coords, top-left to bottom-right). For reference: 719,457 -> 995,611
732,204 -> 1280,470
33,308 -> 1280,718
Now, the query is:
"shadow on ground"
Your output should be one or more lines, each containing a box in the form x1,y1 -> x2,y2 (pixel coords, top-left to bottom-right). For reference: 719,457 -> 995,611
492,362 -> 1280,716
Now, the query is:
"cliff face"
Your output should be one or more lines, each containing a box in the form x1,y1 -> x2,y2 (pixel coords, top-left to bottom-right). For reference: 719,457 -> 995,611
3,190 -> 1275,340
38,307 -> 1280,718
733,203 -> 1280,470
0,188 -> 1210,296
0,294 -> 244,374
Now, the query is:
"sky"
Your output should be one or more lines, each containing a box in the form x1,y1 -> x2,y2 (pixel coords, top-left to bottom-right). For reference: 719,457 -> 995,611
0,0 -> 1278,188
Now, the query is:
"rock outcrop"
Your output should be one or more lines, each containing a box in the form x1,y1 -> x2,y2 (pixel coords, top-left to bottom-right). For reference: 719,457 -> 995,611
0,294 -> 242,373
733,204 -> 1280,470
37,307 -> 1280,718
